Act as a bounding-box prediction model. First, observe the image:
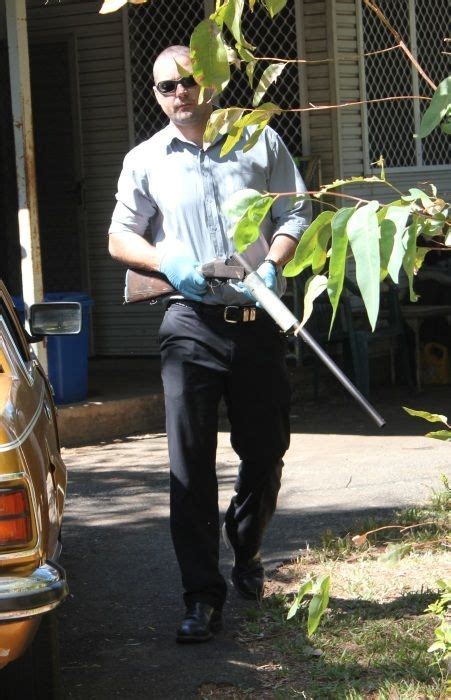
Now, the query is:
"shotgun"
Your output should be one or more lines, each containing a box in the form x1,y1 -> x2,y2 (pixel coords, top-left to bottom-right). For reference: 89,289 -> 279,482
124,262 -> 386,428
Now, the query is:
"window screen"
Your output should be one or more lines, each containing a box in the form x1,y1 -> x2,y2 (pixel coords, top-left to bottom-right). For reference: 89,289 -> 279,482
362,0 -> 448,168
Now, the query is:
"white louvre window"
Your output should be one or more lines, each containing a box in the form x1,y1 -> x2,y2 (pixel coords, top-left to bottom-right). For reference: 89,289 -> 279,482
361,0 -> 448,169
127,1 -> 302,156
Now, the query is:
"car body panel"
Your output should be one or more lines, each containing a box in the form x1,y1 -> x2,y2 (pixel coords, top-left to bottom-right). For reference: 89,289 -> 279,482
0,281 -> 68,670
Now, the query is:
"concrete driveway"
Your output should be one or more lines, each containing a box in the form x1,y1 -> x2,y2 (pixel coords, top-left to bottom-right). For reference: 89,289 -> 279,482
57,385 -> 450,698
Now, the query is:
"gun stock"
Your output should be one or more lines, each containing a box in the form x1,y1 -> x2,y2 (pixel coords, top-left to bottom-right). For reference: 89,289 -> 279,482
124,260 -> 245,303
124,269 -> 175,303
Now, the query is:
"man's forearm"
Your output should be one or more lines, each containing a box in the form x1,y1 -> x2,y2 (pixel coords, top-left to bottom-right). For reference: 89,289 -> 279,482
108,231 -> 161,271
265,234 -> 299,267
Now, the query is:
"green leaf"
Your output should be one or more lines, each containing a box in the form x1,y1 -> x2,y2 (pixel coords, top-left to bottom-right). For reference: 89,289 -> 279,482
385,205 -> 411,284
220,103 -> 281,156
220,0 -> 255,51
236,45 -> 255,62
287,578 -> 313,620
301,275 -> 328,327
307,575 -> 330,637
377,200 -> 405,281
327,207 -> 354,332
174,60 -> 191,77
420,216 -> 447,238
252,63 -> 286,107
402,407 -> 448,424
426,430 -> 451,441
441,118 -> 451,135
414,247 -> 430,274
377,199 -> 404,224
190,20 -> 230,94
416,76 -> 451,139
380,543 -> 412,563
284,211 -> 334,277
286,598 -> 302,620
204,108 -> 245,143
379,219 -> 396,281
226,192 -> 275,252
223,188 -> 262,222
234,102 -> 282,127
246,60 -> 256,88
402,221 -> 421,302
346,201 -> 381,331
221,124 -> 246,156
261,0 -> 288,18
312,222 -> 332,274
243,119 -> 270,152
401,188 -> 434,209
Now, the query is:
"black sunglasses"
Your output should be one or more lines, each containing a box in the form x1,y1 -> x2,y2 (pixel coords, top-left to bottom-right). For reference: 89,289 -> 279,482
155,75 -> 197,95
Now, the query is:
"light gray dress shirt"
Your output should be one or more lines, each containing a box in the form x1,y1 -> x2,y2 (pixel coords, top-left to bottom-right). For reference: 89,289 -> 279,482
109,121 -> 311,305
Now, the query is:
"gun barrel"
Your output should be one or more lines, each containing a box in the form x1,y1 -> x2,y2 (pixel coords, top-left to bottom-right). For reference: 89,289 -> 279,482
294,324 -> 386,428
243,272 -> 386,428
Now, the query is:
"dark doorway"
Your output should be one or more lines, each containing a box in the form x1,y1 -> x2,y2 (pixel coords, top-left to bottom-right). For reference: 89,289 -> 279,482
0,39 -> 85,294
30,40 -> 85,292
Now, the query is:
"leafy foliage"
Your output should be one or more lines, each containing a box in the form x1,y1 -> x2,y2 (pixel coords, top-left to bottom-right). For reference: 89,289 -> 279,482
403,407 -> 451,441
415,76 -> 451,138
101,2 -> 449,333
287,574 -> 331,637
190,20 -> 230,96
425,578 -> 451,686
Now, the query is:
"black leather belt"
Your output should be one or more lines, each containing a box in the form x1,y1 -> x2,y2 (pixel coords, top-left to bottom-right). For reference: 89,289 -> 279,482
168,300 -> 262,323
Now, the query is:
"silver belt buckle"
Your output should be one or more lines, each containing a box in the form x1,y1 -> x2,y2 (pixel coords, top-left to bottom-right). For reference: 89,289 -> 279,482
224,305 -> 239,323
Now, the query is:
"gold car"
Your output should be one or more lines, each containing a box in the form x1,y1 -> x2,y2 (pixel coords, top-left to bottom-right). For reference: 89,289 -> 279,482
0,280 -> 81,696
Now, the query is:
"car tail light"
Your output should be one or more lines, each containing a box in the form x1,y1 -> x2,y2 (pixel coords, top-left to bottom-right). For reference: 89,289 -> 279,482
0,487 -> 32,547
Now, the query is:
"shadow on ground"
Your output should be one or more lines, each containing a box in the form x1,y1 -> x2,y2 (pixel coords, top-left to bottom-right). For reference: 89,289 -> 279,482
58,454 -> 425,700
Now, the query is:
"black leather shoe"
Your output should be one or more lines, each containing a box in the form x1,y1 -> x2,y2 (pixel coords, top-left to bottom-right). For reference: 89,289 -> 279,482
222,523 -> 265,601
231,557 -> 264,601
176,602 -> 222,643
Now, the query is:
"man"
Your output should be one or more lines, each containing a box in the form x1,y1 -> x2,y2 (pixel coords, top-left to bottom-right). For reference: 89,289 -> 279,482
108,45 -> 311,643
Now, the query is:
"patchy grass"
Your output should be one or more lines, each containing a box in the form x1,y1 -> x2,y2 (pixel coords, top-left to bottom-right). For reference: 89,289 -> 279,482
238,488 -> 450,699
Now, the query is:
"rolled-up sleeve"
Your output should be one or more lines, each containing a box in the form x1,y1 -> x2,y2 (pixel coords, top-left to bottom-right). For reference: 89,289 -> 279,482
267,129 -> 312,241
108,151 -> 158,236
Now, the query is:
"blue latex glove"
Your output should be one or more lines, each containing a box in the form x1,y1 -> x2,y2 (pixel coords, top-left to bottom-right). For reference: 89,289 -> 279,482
159,252 -> 208,301
256,260 -> 279,294
237,260 -> 279,305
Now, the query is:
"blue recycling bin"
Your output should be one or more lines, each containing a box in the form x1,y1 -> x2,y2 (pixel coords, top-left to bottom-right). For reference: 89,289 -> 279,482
13,293 -> 93,404
45,293 -> 93,404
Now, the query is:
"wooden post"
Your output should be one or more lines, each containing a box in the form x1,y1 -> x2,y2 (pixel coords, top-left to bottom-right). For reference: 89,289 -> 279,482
5,0 -> 47,371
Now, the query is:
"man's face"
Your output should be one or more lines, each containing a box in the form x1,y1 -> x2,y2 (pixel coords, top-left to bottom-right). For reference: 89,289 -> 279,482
153,54 -> 212,129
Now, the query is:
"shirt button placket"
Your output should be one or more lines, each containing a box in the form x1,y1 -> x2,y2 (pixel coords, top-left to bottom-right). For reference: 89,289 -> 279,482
201,151 -> 222,257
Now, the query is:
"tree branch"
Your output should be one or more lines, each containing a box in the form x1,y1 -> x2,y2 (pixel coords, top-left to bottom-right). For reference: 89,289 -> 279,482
363,0 -> 437,91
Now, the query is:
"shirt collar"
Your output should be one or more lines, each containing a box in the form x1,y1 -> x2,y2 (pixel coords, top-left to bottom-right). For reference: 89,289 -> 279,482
164,118 -> 226,151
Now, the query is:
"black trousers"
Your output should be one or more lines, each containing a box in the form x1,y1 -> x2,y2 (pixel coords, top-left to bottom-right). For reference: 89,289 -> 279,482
159,302 -> 291,610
